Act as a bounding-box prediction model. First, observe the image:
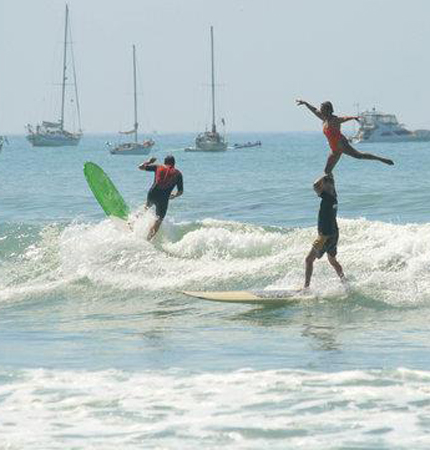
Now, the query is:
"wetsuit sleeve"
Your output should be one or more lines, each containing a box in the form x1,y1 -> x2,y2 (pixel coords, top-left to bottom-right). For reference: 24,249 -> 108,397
144,164 -> 158,172
176,173 -> 183,192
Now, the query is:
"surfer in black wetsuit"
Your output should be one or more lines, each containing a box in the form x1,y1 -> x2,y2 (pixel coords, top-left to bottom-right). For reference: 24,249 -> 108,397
304,174 -> 345,288
139,155 -> 183,240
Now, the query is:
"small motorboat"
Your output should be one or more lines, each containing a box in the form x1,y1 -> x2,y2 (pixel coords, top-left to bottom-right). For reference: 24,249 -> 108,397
233,141 -> 262,149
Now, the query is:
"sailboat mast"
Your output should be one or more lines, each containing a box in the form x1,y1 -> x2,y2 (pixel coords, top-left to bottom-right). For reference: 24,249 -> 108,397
60,4 -> 69,130
133,45 -> 138,143
210,26 -> 216,134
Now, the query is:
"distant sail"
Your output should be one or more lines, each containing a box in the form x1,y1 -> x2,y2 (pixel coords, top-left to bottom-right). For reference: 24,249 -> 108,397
119,126 -> 137,135
42,121 -> 62,128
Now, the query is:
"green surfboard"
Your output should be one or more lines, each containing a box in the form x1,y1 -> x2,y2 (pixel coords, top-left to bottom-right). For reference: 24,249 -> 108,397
84,162 -> 130,221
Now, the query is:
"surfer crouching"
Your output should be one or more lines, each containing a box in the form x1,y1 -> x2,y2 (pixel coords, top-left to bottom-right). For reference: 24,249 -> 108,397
304,175 -> 345,288
139,155 -> 183,240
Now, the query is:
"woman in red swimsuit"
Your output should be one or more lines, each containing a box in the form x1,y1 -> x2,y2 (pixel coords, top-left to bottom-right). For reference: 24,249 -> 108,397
296,100 -> 394,174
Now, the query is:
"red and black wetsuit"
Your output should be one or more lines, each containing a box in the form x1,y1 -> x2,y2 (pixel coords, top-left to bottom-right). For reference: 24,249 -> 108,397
144,164 -> 183,219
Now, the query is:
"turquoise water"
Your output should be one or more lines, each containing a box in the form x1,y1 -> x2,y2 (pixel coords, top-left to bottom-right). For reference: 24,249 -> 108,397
1,133 -> 430,448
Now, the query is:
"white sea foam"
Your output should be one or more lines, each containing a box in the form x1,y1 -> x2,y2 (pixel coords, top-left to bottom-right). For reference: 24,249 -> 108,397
1,367 -> 430,449
1,216 -> 430,306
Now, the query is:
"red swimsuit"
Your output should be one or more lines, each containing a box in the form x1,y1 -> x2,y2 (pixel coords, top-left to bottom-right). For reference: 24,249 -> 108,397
323,122 -> 344,154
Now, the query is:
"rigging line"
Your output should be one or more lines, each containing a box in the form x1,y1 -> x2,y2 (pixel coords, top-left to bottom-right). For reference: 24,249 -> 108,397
68,19 -> 82,131
60,4 -> 69,129
135,47 -> 150,134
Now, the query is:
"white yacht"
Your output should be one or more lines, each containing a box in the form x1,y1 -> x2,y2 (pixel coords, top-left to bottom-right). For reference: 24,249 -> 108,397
351,108 -> 430,143
26,5 -> 82,147
185,26 -> 227,152
109,45 -> 155,155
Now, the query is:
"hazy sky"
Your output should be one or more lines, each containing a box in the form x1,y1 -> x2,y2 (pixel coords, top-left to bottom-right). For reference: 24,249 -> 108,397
1,0 -> 430,133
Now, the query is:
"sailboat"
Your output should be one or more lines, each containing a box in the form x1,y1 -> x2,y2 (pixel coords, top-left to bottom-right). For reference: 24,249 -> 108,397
0,136 -> 8,153
185,26 -> 227,152
26,4 -> 82,147
109,45 -> 155,155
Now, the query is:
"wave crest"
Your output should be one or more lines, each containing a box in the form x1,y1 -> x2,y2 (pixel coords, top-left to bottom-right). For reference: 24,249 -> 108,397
1,216 -> 430,305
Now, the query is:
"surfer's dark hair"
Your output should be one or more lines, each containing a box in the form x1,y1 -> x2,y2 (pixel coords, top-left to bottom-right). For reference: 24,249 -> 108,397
164,155 -> 175,166
320,101 -> 334,115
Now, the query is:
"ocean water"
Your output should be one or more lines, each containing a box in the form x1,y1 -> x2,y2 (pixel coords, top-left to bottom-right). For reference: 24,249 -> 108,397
1,132 -> 430,448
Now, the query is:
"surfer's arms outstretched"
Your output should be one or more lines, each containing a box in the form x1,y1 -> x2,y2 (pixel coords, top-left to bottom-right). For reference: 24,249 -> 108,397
296,99 -> 394,174
296,99 -> 323,120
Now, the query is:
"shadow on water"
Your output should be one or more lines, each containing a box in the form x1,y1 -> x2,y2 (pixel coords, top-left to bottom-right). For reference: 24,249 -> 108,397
228,286 -> 422,323
224,288 -> 426,353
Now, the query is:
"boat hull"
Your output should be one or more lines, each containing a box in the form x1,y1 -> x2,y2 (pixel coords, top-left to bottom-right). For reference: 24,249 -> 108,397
110,141 -> 154,155
26,133 -> 81,147
0,136 -> 6,153
185,134 -> 228,152
185,144 -> 227,152
233,142 -> 261,149
351,133 -> 430,144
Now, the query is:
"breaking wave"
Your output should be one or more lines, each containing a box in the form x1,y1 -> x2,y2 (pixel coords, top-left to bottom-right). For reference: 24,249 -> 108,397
1,214 -> 430,306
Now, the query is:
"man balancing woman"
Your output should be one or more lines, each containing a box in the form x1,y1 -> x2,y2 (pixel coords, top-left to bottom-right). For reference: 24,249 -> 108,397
304,174 -> 345,289
296,99 -> 394,174
139,155 -> 183,240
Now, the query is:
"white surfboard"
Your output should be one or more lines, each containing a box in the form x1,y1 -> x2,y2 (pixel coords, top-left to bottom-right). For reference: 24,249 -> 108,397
182,289 -> 311,304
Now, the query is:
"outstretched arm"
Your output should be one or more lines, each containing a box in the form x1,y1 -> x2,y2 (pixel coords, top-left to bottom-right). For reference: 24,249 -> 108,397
339,116 -> 360,124
296,99 -> 323,120
139,157 -> 157,171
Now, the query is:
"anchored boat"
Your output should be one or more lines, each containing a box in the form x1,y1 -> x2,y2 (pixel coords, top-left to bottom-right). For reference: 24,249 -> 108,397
233,141 -> 262,149
109,45 -> 155,155
351,109 -> 430,143
26,5 -> 82,147
0,136 -> 8,153
185,26 -> 227,152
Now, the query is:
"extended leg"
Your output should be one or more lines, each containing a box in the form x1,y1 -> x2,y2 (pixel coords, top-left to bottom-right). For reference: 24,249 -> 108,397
327,254 -> 345,282
147,217 -> 163,241
342,143 -> 394,165
304,248 -> 318,288
324,151 -> 342,175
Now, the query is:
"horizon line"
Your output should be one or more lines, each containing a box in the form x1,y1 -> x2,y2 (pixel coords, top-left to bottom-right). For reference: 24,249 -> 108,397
1,130 -> 321,136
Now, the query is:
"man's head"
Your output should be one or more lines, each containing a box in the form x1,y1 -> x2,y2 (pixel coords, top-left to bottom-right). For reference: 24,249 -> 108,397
320,101 -> 334,118
164,155 -> 175,167
313,174 -> 335,196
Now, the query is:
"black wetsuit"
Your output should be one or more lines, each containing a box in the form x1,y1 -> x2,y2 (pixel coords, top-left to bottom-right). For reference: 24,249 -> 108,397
318,191 -> 338,236
145,165 -> 183,219
314,191 -> 339,258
